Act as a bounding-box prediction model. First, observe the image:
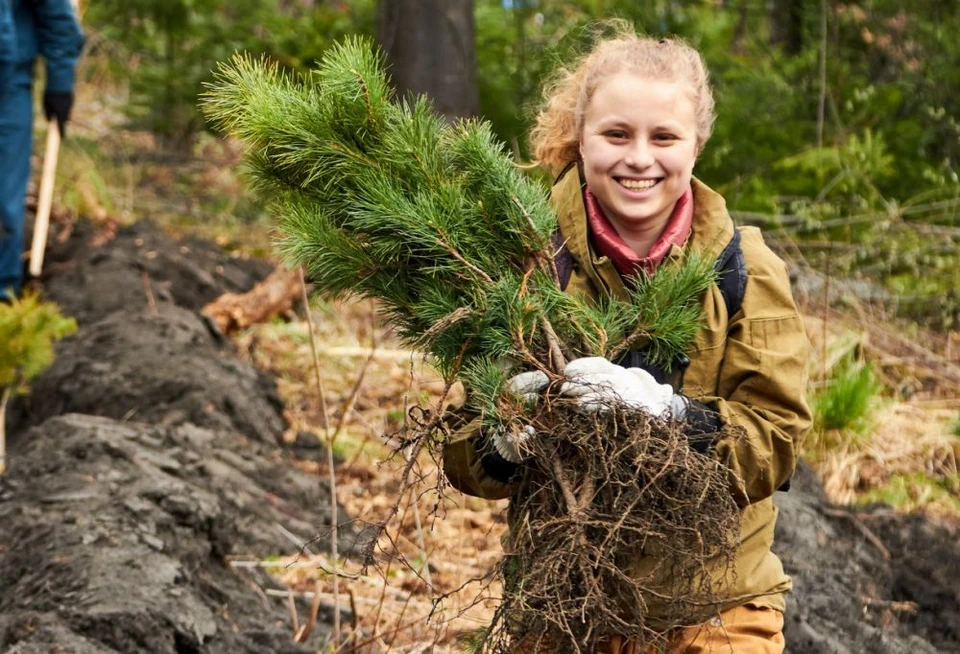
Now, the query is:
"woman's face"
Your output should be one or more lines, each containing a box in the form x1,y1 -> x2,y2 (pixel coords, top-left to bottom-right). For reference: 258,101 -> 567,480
579,72 -> 699,236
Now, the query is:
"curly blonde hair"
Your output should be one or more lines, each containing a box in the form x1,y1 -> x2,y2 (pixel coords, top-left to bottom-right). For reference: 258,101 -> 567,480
530,29 -> 716,176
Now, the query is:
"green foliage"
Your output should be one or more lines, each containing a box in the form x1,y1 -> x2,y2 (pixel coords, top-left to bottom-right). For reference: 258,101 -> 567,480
203,39 -> 717,426
625,253 -> 717,367
777,130 -> 894,207
858,472 -> 960,514
813,359 -> 881,432
952,414 -> 960,438
0,294 -> 77,395
83,0 -> 375,148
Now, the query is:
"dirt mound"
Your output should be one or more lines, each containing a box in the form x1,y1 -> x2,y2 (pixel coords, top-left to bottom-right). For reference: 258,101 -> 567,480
11,304 -> 285,443
34,219 -> 273,326
871,512 -> 960,650
14,219 -> 286,442
777,462 -> 959,653
2,220 -> 347,652
0,416 -> 331,653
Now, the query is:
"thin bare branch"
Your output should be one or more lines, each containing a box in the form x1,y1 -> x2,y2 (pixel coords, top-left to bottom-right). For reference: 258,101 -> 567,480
299,268 -> 341,646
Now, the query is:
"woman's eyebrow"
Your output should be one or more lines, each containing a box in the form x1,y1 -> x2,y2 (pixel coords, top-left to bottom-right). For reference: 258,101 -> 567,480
650,120 -> 688,132
593,116 -> 631,128
593,115 -> 688,130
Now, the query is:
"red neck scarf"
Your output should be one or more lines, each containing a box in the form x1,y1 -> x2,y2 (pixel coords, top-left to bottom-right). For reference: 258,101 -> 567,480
584,186 -> 694,279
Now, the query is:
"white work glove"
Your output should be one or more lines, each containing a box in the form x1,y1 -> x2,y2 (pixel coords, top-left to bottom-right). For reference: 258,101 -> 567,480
489,369 -> 553,463
491,359 -> 688,461
560,357 -> 683,417
505,369 -> 551,402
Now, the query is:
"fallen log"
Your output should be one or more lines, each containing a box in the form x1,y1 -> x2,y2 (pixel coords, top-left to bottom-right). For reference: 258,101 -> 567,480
202,266 -> 303,335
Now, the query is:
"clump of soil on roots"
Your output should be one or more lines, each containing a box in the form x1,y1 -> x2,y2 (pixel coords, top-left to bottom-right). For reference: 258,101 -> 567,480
470,400 -> 742,652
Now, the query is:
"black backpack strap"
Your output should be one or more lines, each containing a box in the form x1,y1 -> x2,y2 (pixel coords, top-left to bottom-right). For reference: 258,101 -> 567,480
552,231 -> 575,291
552,160 -> 579,186
714,227 -> 747,321
548,161 -> 581,292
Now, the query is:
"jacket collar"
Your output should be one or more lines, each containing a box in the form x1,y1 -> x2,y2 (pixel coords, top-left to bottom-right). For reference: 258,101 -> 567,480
551,163 -> 735,298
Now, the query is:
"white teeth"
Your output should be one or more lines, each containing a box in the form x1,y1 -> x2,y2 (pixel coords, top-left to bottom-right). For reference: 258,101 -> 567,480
619,179 -> 657,190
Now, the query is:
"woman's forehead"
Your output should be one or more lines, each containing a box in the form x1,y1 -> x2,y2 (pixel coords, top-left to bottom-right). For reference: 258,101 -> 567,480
584,74 -> 697,122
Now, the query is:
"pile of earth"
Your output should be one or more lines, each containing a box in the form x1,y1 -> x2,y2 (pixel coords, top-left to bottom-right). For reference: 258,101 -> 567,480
776,462 -> 958,653
1,218 -> 957,653
1,219 -> 359,653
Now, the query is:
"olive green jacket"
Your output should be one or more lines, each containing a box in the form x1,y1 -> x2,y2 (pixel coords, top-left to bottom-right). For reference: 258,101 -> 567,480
443,167 -> 812,617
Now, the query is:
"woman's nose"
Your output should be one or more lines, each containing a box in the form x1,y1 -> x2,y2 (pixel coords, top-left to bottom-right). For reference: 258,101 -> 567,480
624,140 -> 654,169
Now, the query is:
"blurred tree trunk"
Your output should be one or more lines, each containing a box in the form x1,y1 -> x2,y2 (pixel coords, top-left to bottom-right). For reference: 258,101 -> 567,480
377,0 -> 480,121
770,0 -> 805,54
731,0 -> 750,55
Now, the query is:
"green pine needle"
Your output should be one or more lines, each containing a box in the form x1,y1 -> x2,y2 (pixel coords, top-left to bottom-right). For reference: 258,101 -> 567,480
0,293 -> 77,393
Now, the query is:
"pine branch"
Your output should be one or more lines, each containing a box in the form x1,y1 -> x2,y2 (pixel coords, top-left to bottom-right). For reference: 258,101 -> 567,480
202,37 -> 718,413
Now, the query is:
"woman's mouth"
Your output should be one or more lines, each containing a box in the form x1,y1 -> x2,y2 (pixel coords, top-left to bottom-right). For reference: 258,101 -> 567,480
617,178 -> 659,191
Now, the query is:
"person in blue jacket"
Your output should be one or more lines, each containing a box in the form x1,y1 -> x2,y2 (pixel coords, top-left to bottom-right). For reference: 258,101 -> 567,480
0,0 -> 82,299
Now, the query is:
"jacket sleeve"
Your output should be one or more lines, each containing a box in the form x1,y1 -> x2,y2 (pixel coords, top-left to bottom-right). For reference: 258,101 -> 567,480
700,228 -> 812,506
33,0 -> 83,92
0,2 -> 12,89
442,405 -> 520,501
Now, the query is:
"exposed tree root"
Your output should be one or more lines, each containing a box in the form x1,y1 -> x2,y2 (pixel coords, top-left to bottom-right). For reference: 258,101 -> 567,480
485,401 -> 744,653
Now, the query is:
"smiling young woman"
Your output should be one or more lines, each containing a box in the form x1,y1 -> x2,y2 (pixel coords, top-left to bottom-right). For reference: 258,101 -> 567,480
443,28 -> 811,654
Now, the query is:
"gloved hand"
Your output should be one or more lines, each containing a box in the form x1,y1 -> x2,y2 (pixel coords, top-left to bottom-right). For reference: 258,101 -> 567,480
560,357 -> 681,416
505,368 -> 550,402
502,358 -> 688,417
43,91 -> 74,137
490,369 -> 553,463
489,423 -> 537,464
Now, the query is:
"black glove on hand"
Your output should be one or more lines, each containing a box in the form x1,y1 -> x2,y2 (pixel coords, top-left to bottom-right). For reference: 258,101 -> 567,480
43,91 -> 74,137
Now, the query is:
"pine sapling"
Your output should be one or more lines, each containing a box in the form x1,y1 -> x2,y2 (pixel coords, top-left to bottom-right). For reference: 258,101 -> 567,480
0,293 -> 76,474
202,38 -> 743,651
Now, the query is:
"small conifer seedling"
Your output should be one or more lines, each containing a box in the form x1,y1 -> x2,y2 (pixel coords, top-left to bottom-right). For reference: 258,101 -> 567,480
0,293 -> 76,475
203,38 -> 742,650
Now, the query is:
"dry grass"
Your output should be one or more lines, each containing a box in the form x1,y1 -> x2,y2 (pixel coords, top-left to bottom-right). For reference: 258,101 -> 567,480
234,298 -> 508,651
800,307 -> 960,516
814,402 -> 959,516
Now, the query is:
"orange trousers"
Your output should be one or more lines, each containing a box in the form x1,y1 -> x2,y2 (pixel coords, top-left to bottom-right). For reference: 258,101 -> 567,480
513,604 -> 785,654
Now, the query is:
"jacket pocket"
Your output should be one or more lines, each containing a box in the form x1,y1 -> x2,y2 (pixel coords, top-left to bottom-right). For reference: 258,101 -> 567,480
747,315 -> 807,375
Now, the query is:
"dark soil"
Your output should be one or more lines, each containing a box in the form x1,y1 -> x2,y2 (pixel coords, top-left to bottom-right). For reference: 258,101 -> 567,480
2,218 -> 958,653
1,220 -> 354,653
776,462 -> 960,653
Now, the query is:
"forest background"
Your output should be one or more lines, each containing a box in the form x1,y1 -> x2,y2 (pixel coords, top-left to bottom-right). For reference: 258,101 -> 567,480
37,0 -> 959,521
76,0 -> 960,330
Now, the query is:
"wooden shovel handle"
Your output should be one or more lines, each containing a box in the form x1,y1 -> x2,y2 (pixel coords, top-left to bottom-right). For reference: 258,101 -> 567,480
28,120 -> 61,278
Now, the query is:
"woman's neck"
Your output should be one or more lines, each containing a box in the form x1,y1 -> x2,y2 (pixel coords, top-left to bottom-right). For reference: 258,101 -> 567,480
605,210 -> 672,259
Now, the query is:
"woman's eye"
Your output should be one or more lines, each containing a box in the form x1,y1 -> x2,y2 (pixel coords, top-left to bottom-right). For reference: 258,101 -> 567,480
605,130 -> 628,140
654,133 -> 678,142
